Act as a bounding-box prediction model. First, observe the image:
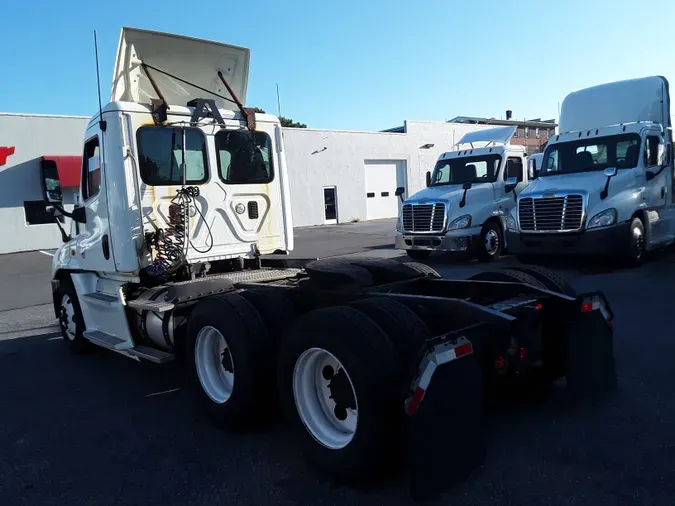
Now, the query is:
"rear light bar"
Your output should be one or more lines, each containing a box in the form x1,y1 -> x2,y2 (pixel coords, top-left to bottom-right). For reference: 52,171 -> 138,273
405,337 -> 473,416
580,294 -> 613,330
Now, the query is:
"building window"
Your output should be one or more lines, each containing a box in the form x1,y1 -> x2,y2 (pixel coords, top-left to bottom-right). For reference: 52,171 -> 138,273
137,127 -> 209,186
524,127 -> 529,138
513,128 -> 519,138
535,127 -> 540,139
547,129 -> 551,139
24,200 -> 62,225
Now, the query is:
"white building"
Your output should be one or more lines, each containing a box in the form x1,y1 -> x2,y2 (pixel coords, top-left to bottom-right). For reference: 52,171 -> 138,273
0,113 -> 90,255
284,120 -> 488,227
0,113 -> 487,254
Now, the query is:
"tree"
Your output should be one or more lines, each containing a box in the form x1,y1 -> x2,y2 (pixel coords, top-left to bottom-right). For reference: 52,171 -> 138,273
252,108 -> 307,128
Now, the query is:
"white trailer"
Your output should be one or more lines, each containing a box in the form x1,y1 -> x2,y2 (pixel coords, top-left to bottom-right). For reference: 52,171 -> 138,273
44,27 -> 617,500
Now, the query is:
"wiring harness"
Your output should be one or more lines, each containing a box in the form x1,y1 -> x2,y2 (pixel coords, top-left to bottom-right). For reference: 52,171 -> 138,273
145,186 -> 214,277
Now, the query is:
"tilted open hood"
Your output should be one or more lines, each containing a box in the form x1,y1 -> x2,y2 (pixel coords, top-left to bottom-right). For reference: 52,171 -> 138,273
456,126 -> 517,147
111,27 -> 250,110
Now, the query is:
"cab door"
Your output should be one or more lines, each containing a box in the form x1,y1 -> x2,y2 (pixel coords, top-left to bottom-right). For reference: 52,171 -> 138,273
643,131 -> 670,245
74,130 -> 117,272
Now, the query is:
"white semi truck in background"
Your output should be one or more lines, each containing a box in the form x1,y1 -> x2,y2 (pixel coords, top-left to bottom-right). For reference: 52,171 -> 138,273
507,76 -> 675,266
394,126 -> 531,262
42,27 -> 617,499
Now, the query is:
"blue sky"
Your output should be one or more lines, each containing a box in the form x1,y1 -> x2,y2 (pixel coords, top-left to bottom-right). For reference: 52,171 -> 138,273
1,0 -> 674,131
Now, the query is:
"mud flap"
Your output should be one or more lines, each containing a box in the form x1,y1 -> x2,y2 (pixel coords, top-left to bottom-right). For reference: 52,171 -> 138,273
564,292 -> 617,400
405,338 -> 484,501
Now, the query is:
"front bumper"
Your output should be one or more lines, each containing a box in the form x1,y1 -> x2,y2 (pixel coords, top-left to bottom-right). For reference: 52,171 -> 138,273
506,222 -> 630,256
395,227 -> 482,253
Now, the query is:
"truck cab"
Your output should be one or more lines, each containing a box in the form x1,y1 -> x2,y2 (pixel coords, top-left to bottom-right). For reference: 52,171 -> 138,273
506,76 -> 675,265
395,126 -> 530,262
48,27 -> 294,281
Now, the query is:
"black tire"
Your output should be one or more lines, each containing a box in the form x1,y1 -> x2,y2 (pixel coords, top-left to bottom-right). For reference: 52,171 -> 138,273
304,259 -> 374,288
402,262 -> 442,278
508,265 -> 576,296
349,297 -> 430,368
186,293 -> 275,430
238,288 -> 297,344
406,249 -> 431,260
467,269 -> 547,289
278,306 -> 402,480
624,217 -> 645,267
476,221 -> 503,263
56,277 -> 93,354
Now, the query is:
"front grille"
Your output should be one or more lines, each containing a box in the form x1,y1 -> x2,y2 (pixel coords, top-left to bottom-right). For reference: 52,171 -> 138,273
402,203 -> 445,233
519,194 -> 584,232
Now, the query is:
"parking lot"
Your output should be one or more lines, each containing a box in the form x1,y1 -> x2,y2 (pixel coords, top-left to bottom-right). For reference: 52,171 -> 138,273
2,219 -> 675,505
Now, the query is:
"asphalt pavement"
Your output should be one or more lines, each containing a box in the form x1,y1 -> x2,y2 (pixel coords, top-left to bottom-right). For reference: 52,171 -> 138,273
2,221 -> 675,505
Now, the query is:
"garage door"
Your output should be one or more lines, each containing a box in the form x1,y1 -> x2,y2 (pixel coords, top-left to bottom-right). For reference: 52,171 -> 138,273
364,160 -> 406,220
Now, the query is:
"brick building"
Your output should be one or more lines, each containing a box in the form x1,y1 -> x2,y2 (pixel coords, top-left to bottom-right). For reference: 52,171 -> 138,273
448,112 -> 557,155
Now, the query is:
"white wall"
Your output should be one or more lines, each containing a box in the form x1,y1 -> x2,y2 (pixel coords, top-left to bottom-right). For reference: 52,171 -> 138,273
0,113 -> 89,254
283,120 -> 490,227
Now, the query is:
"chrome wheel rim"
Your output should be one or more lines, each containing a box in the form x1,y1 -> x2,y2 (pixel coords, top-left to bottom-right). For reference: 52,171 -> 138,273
293,347 -> 358,450
59,294 -> 76,341
195,326 -> 235,404
632,225 -> 644,259
485,229 -> 500,256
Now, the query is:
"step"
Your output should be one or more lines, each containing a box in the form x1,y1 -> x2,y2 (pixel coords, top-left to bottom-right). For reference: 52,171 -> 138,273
82,292 -> 118,305
83,330 -> 126,350
126,346 -> 175,364
127,299 -> 175,313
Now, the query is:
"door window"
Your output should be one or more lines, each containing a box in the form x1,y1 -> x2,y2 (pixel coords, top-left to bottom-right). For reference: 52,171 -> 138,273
506,157 -> 524,182
82,137 -> 101,201
324,187 -> 337,222
644,135 -> 661,168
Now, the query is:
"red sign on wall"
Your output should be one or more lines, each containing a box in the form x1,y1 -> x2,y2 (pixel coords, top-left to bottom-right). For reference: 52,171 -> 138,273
0,146 -> 15,166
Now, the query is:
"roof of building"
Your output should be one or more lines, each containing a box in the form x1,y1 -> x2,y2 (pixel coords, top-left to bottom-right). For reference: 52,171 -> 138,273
448,116 -> 558,128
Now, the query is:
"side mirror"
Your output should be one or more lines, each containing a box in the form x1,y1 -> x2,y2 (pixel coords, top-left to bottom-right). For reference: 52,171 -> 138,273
395,186 -> 405,196
646,171 -> 656,181
462,182 -> 472,190
40,163 -> 63,204
603,167 -> 617,177
426,171 -> 431,187
72,206 -> 87,224
505,176 -> 518,193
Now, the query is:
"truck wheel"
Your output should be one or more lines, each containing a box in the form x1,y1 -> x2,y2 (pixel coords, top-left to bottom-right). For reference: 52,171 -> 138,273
56,278 -> 93,354
239,288 -> 296,344
278,306 -> 401,480
508,265 -> 576,296
349,297 -> 430,367
187,293 -> 275,430
402,262 -> 441,278
476,221 -> 503,262
406,250 -> 431,260
624,217 -> 645,267
467,269 -> 547,289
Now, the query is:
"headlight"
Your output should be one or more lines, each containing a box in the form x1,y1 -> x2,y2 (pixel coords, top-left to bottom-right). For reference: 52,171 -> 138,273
448,215 -> 471,230
396,215 -> 402,232
506,212 -> 518,231
587,208 -> 617,229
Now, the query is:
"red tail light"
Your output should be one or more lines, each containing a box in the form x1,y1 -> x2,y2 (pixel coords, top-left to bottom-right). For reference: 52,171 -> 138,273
519,347 -> 528,360
495,356 -> 506,370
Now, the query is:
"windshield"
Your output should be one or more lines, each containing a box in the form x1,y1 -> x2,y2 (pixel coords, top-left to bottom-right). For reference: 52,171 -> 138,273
540,133 -> 641,176
430,154 -> 502,186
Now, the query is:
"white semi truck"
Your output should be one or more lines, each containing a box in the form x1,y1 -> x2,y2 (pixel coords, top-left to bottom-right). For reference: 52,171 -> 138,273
507,76 -> 675,265
394,126 -> 531,262
43,27 -> 617,499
